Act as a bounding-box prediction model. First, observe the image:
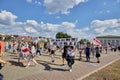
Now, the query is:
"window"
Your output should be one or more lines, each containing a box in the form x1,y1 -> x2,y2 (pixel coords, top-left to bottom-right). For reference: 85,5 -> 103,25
66,38 -> 70,41
116,40 -> 119,46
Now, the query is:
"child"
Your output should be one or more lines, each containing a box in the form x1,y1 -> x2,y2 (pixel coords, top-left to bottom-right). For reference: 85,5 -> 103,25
66,46 -> 75,72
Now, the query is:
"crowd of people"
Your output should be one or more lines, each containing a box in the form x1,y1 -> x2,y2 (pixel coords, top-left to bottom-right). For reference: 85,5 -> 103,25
0,40 -> 120,72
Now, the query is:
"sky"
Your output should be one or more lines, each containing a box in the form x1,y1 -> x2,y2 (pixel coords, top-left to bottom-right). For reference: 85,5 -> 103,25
0,0 -> 120,40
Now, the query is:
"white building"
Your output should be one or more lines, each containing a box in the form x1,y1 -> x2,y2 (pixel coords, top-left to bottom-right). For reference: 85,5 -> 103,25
96,35 -> 120,46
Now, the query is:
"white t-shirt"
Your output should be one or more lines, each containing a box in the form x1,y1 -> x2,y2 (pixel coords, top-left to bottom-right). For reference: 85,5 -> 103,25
78,45 -> 84,51
21,46 -> 29,55
31,46 -> 36,54
67,50 -> 75,56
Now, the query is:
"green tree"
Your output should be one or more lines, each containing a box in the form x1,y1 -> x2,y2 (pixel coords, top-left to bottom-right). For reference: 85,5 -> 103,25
13,34 -> 18,37
56,32 -> 71,38
5,35 -> 12,41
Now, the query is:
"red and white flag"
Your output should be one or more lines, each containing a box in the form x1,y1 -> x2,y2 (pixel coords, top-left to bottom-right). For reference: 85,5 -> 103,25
93,38 -> 102,46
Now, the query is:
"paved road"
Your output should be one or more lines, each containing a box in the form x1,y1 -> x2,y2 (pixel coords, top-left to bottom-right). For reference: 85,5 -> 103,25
0,51 -> 120,80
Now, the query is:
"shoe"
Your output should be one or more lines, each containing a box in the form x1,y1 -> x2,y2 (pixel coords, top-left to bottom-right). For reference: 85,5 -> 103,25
52,60 -> 55,62
97,61 -> 100,63
50,68 -> 53,71
69,69 -> 72,72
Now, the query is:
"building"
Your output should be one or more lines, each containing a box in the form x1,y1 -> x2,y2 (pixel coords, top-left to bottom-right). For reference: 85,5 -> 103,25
96,35 -> 120,46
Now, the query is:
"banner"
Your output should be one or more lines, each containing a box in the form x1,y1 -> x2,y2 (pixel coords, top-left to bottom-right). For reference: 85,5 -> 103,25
93,38 -> 102,46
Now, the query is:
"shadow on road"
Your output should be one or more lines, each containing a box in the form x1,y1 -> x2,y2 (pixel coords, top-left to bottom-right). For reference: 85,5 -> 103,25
37,60 -> 68,72
8,60 -> 25,67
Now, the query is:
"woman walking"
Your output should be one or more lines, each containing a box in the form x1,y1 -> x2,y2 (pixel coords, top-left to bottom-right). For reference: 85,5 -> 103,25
50,43 -> 57,62
25,43 -> 38,68
95,46 -> 101,63
77,43 -> 84,61
36,42 -> 41,56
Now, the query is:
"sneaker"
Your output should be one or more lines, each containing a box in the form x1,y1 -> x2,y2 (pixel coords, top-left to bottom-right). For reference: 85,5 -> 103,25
69,69 -> 72,72
97,61 -> 100,63
52,60 -> 55,62
49,68 -> 53,71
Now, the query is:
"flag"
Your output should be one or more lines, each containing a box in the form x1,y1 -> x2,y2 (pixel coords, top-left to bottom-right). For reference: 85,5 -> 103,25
93,38 -> 102,46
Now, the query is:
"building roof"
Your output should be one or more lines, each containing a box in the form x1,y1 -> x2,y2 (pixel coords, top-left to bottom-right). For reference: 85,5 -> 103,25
96,35 -> 120,38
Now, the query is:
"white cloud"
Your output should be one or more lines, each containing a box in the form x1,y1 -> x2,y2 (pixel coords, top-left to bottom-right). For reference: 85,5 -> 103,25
0,10 -> 120,39
0,10 -> 17,26
61,21 -> 75,28
91,19 -> 120,35
91,19 -> 120,28
26,20 -> 38,26
0,10 -> 86,38
35,0 -> 41,5
106,10 -> 110,13
26,0 -> 41,5
44,0 -> 88,14
26,0 -> 32,3
25,26 -> 38,33
40,23 -> 59,32
116,0 -> 120,3
56,16 -> 60,19
103,2 -> 107,6
82,27 -> 89,31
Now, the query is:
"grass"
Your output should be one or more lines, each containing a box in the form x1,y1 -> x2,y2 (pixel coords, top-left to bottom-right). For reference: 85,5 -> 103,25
83,59 -> 120,80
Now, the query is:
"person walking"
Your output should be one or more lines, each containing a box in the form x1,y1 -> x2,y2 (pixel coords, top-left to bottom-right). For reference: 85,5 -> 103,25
85,43 -> 91,62
61,43 -> 68,65
25,43 -> 38,68
66,46 -> 76,72
95,46 -> 101,63
36,42 -> 41,56
91,44 -> 95,58
77,43 -> 84,61
50,43 -> 57,62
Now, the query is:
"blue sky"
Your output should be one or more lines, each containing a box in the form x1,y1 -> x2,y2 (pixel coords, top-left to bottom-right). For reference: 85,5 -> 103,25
0,0 -> 120,39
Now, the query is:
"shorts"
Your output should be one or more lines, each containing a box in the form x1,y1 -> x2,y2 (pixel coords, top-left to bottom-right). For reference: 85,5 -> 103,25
79,51 -> 82,53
